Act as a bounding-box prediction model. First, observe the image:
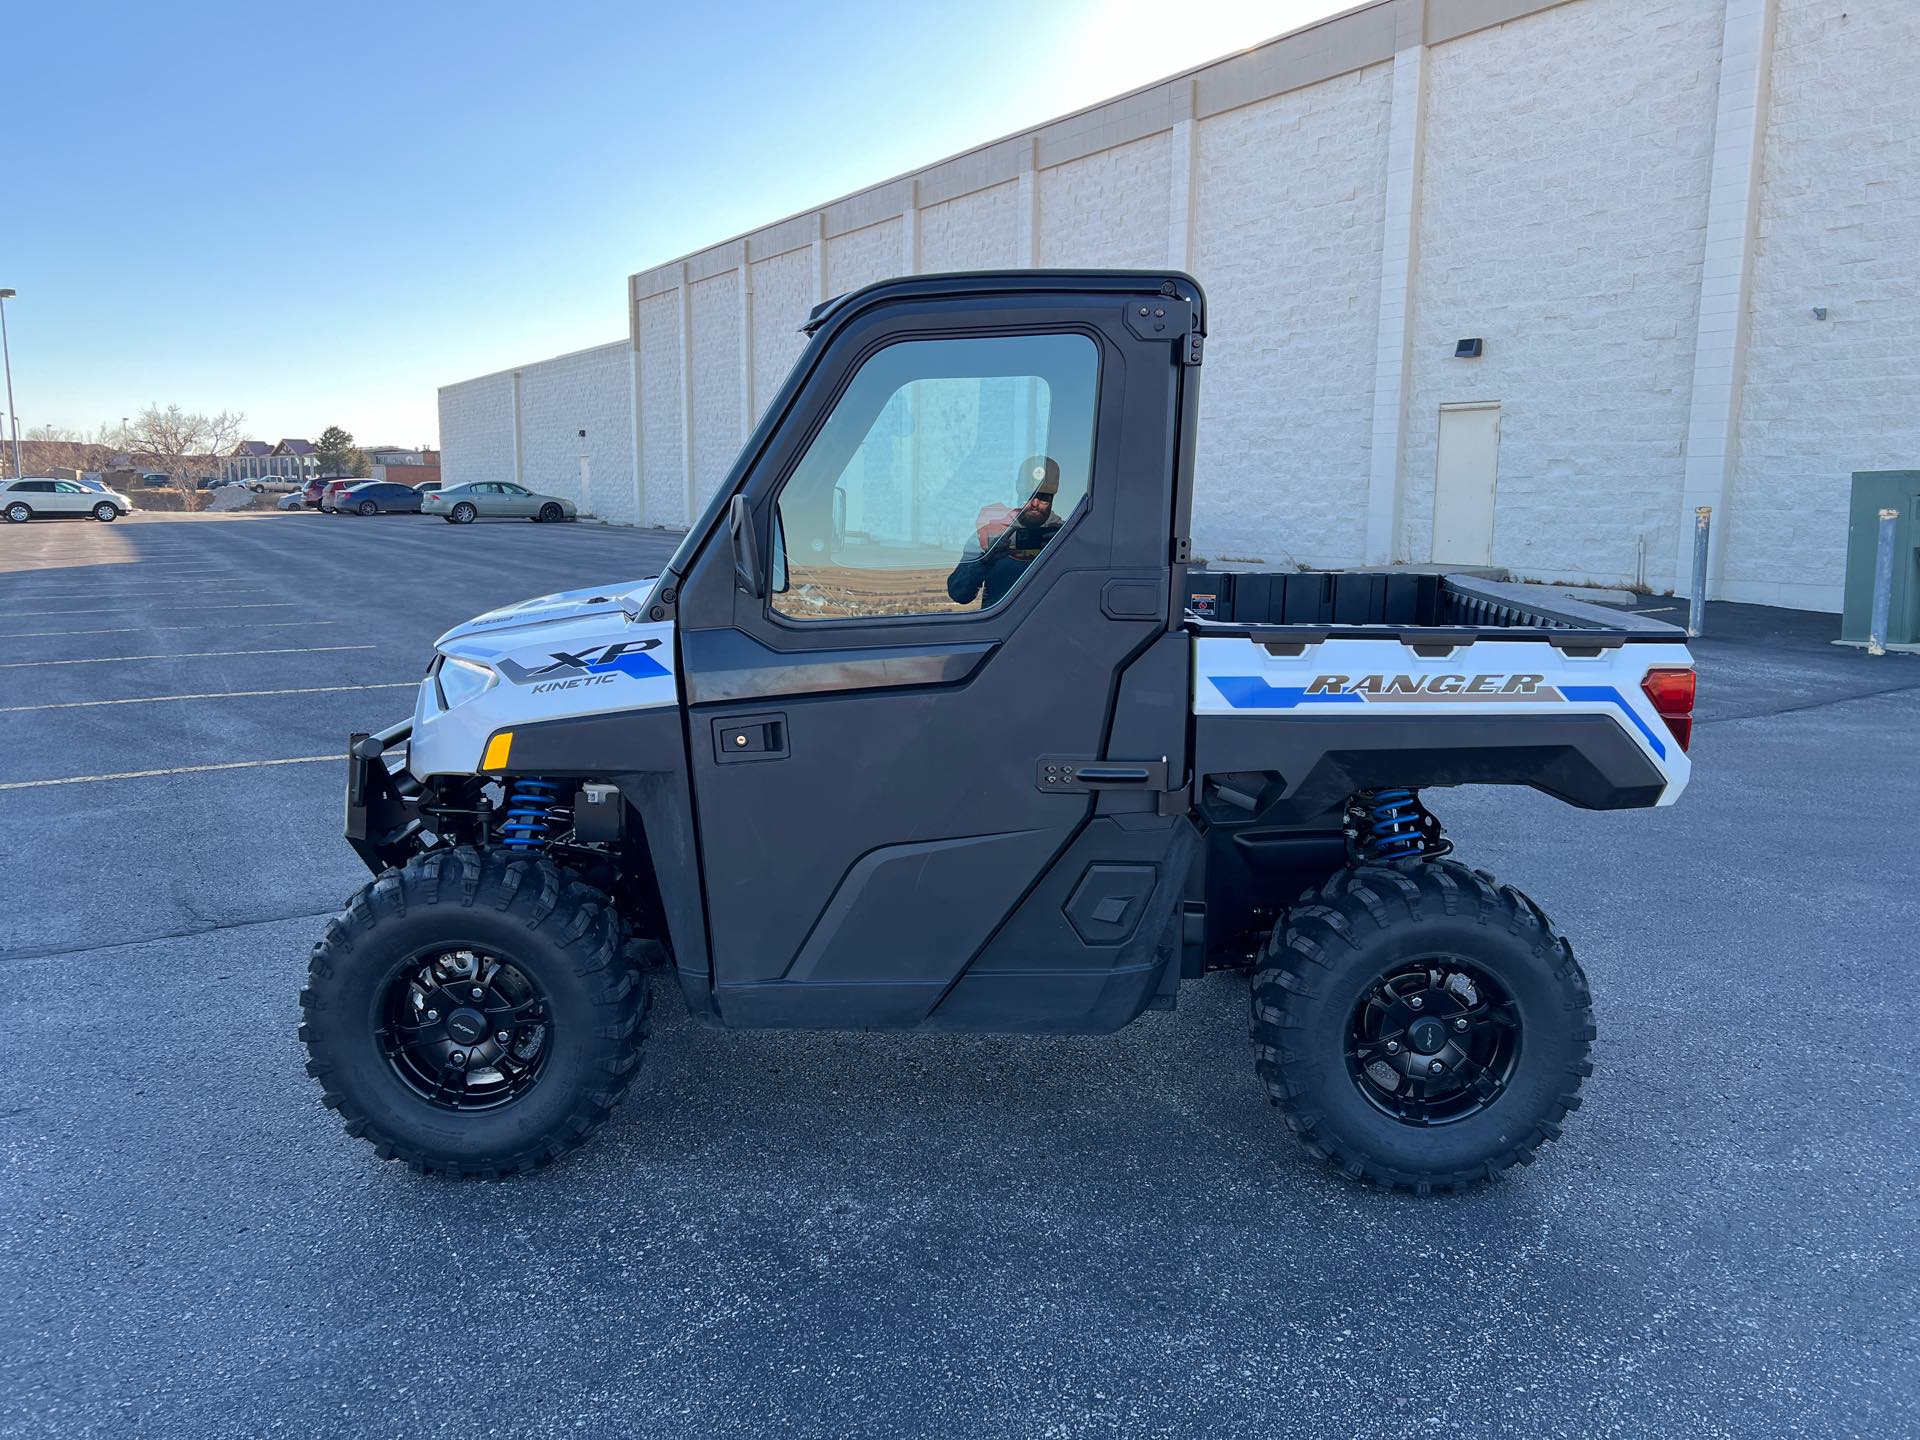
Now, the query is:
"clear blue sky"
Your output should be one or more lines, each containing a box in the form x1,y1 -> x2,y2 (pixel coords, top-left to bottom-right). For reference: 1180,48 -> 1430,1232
10,0 -> 1342,448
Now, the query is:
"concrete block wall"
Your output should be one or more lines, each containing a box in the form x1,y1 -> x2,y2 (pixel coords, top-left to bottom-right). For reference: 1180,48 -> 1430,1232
437,372 -> 516,493
1190,65 -> 1392,569
514,341 -> 638,524
436,341 -> 635,521
440,0 -> 1918,610
1401,0 -> 1726,586
1722,0 -> 1920,611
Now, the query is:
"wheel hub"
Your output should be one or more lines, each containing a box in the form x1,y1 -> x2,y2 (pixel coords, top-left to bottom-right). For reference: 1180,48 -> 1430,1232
444,1007 -> 488,1045
1345,961 -> 1521,1126
377,952 -> 551,1111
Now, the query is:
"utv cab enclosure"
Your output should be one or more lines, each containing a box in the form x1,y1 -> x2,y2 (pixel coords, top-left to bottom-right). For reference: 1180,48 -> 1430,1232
305,270 -> 1695,1192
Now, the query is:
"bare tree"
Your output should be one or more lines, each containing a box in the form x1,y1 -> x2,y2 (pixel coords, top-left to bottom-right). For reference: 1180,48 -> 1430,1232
127,405 -> 247,510
21,422 -> 121,475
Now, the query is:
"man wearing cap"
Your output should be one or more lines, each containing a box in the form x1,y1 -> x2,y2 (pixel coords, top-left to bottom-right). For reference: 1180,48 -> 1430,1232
946,456 -> 1065,609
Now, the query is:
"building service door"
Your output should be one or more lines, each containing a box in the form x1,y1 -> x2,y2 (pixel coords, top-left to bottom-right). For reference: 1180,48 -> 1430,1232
1431,402 -> 1500,566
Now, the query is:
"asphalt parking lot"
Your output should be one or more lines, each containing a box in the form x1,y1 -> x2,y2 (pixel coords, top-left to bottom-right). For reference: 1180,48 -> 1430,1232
3,509 -> 1916,1438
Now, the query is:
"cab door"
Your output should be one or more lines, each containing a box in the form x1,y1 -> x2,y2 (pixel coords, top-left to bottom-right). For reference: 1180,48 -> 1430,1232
673,278 -> 1200,1030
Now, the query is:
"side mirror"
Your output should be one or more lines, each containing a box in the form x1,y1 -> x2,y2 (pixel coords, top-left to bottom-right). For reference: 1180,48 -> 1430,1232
729,494 -> 763,597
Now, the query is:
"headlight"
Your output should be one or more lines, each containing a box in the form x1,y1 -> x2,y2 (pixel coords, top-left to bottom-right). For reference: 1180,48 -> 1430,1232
435,655 -> 497,710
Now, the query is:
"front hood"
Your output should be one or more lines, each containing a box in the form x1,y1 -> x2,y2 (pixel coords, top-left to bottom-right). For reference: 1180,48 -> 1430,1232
436,576 -> 661,646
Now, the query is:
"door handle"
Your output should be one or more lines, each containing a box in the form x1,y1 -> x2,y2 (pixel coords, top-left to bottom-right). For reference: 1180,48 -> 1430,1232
713,712 -> 788,764
1036,756 -> 1170,792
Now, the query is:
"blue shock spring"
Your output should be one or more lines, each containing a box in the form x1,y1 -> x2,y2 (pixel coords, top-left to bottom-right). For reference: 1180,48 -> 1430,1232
499,778 -> 562,851
1365,789 -> 1426,862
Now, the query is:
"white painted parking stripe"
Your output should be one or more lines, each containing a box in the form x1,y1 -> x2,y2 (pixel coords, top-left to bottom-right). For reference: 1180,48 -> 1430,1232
0,755 -> 337,791
6,600 -> 298,617
0,682 -> 415,714
0,583 -> 256,596
0,620 -> 338,637
0,644 -> 376,669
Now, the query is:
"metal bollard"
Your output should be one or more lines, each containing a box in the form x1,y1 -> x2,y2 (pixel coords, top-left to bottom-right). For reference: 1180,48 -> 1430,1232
1688,506 -> 1712,637
1867,507 -> 1900,656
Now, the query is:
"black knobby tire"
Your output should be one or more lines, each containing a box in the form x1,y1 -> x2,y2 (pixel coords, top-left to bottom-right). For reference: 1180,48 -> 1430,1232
300,848 -> 650,1176
1252,859 -> 1594,1194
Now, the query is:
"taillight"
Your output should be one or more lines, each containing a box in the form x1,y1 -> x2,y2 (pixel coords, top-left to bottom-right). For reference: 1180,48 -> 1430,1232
1641,667 -> 1695,752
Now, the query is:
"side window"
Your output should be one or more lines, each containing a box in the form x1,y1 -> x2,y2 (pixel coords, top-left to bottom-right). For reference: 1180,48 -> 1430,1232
770,333 -> 1098,622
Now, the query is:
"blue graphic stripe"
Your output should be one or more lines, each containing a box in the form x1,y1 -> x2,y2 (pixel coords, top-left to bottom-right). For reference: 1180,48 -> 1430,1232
587,652 -> 670,679
1207,676 -> 1364,710
1559,684 -> 1665,759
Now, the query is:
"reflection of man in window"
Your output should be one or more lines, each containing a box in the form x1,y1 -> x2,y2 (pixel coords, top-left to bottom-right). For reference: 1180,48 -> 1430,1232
946,457 -> 1064,609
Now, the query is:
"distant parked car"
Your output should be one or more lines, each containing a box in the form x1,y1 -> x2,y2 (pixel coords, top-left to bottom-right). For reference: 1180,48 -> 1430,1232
413,481 -> 444,495
421,481 -> 577,525
318,479 -> 364,513
276,491 -> 305,510
300,478 -> 328,507
141,472 -> 171,488
339,481 -> 426,516
3,477 -> 134,523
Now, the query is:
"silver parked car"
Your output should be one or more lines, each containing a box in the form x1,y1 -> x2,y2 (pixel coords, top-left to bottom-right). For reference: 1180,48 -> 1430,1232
420,481 -> 577,525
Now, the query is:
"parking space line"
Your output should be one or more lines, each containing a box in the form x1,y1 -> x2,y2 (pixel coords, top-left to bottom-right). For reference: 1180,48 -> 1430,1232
0,582 -> 257,595
0,682 -> 415,714
0,620 -> 339,637
6,601 -> 299,618
0,755 -> 337,791
0,644 -> 376,670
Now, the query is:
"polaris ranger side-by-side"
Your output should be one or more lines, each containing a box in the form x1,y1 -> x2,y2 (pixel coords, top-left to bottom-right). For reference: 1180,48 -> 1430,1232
303,271 -> 1696,1191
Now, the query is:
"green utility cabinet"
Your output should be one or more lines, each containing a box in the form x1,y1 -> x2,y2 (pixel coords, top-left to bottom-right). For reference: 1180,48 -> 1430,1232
1841,471 -> 1920,645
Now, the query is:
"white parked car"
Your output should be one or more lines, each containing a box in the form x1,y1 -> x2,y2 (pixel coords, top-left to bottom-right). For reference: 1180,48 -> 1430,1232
3,477 -> 135,522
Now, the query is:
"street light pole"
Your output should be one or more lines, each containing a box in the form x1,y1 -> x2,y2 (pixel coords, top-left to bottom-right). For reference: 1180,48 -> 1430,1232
0,289 -> 22,482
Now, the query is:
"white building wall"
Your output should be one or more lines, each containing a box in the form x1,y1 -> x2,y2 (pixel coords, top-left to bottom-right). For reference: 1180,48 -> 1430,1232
1722,0 -> 1920,611
443,0 -> 1919,609
827,219 -> 905,296
750,246 -> 815,406
437,372 -> 516,490
688,271 -> 743,501
1402,0 -> 1725,587
1191,64 -> 1393,569
514,341 -> 637,523
1037,136 -> 1171,268
921,181 -> 1023,272
438,343 -> 634,519
637,291 -> 684,527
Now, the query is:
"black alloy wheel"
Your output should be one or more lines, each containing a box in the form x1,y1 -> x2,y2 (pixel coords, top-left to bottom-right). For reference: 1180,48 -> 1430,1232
377,948 -> 553,1112
1345,959 -> 1520,1126
358,499 -> 378,516
538,503 -> 564,523
301,849 -> 651,1176
1252,860 -> 1594,1192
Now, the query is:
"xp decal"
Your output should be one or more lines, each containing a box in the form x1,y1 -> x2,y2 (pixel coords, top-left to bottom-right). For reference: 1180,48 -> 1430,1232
498,639 -> 668,691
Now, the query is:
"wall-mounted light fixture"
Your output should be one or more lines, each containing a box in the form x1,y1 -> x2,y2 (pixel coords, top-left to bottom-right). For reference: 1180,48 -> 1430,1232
1454,338 -> 1483,359
1811,307 -> 1828,321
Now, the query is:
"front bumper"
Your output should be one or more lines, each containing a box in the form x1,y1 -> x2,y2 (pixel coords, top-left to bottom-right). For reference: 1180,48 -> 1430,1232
345,720 -> 420,872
